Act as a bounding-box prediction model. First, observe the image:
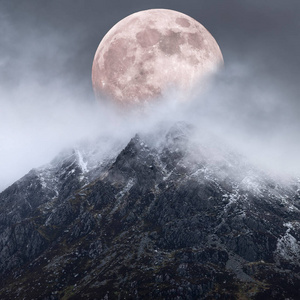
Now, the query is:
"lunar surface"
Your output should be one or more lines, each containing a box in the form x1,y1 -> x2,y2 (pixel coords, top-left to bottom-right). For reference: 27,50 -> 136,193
92,9 -> 223,105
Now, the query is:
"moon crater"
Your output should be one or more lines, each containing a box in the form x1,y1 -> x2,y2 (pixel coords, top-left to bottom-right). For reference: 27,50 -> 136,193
159,30 -> 185,55
136,28 -> 161,48
176,17 -> 191,28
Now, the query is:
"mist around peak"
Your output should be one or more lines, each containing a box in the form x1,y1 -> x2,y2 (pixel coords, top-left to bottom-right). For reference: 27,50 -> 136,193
1,59 -> 299,192
1,1 -> 299,191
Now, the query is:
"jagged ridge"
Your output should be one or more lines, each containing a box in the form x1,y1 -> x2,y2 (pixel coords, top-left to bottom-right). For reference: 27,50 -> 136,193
0,122 -> 300,299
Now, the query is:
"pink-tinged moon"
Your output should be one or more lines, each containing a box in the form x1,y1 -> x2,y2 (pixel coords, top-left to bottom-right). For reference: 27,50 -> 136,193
92,9 -> 223,106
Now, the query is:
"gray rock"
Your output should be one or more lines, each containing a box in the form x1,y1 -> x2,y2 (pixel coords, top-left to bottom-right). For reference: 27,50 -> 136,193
0,122 -> 300,299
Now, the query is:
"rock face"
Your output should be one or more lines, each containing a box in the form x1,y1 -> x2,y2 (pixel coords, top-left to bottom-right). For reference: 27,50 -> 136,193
0,122 -> 300,299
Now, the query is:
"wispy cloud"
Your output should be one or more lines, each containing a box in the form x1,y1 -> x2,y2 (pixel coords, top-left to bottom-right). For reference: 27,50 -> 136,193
1,1 -> 299,191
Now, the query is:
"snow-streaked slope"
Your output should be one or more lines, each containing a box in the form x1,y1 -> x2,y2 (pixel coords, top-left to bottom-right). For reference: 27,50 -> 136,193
0,122 -> 300,299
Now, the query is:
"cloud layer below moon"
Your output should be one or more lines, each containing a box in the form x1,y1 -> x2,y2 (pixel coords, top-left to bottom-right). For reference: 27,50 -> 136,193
1,58 -> 299,191
0,1 -> 300,191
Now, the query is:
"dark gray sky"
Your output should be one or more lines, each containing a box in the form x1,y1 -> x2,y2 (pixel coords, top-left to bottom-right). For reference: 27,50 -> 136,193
1,0 -> 300,95
1,0 -> 300,190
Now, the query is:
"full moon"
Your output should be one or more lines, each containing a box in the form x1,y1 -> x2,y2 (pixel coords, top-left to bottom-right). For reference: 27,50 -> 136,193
92,9 -> 223,106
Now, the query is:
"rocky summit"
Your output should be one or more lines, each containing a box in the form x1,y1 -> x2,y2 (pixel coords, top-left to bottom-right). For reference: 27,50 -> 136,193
0,122 -> 300,300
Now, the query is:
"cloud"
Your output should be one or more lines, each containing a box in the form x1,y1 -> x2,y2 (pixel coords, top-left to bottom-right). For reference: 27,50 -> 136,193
1,1 -> 299,191
183,62 -> 300,177
1,56 -> 299,191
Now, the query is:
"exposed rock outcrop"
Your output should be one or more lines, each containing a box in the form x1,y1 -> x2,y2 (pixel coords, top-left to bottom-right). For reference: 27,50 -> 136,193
0,122 -> 300,299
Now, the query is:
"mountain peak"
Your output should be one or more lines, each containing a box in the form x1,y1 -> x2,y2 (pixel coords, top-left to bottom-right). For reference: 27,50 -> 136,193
0,122 -> 300,299
165,121 -> 193,142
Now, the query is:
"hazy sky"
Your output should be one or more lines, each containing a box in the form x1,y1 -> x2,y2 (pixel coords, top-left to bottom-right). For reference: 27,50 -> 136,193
1,0 -> 300,190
